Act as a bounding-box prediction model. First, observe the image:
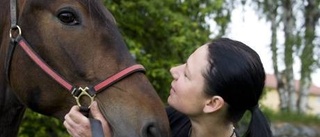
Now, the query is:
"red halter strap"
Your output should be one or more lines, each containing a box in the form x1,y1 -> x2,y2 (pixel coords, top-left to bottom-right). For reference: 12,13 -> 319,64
16,35 -> 145,95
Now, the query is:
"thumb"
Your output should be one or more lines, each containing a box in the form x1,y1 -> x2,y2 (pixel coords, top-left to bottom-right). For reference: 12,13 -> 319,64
90,101 -> 105,121
90,101 -> 112,137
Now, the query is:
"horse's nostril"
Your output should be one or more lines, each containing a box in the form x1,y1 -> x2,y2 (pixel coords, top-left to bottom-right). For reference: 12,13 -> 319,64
142,122 -> 161,137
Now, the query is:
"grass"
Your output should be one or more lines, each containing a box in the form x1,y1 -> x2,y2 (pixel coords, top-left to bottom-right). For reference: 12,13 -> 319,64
235,106 -> 320,135
261,106 -> 320,126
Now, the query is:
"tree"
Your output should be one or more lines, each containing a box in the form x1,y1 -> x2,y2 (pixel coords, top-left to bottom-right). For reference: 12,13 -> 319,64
298,0 -> 320,113
104,0 -> 232,101
250,0 -> 320,113
281,0 -> 297,112
253,0 -> 290,111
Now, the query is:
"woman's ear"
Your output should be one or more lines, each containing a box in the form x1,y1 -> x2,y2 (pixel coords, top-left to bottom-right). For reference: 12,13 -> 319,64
203,96 -> 225,113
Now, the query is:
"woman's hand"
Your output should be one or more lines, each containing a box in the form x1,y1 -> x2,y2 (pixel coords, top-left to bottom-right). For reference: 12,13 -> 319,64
64,101 -> 111,137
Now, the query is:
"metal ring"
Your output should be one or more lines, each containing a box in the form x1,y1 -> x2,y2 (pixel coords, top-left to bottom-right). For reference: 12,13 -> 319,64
9,25 -> 21,38
73,87 -> 96,108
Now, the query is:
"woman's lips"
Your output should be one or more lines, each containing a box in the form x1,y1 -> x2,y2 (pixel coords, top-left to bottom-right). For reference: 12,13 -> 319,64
170,83 -> 175,94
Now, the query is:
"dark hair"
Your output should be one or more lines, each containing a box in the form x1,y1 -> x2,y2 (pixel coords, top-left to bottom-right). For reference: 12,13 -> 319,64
203,38 -> 272,137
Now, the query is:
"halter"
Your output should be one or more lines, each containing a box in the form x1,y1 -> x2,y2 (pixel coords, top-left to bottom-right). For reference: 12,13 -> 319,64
6,0 -> 145,108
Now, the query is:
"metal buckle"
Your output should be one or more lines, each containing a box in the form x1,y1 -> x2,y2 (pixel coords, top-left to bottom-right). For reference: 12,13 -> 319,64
9,25 -> 21,39
73,87 -> 96,108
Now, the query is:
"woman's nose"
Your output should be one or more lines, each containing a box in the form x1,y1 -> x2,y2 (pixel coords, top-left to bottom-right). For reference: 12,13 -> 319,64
170,65 -> 180,80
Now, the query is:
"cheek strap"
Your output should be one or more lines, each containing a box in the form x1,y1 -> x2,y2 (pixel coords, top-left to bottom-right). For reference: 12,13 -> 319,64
80,107 -> 105,137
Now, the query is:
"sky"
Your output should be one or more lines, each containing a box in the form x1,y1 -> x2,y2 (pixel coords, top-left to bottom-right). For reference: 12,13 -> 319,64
208,5 -> 320,86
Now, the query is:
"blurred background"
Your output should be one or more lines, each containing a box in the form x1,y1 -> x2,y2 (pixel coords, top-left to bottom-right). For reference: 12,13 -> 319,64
18,0 -> 320,136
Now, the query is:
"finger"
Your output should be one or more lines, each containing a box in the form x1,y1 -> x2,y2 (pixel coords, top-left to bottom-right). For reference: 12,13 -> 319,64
90,101 -> 109,127
68,106 -> 90,125
63,120 -> 73,134
91,101 -> 112,137
63,120 -> 70,130
64,114 -> 91,137
69,105 -> 80,116
90,101 -> 105,120
64,120 -> 79,137
64,113 -> 78,128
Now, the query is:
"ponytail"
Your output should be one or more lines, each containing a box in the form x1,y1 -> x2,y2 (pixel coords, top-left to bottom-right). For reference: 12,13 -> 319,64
244,106 -> 272,137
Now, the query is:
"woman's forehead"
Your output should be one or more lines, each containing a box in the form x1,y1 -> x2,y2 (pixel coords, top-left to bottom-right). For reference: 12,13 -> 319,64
188,45 -> 208,72
190,45 -> 208,61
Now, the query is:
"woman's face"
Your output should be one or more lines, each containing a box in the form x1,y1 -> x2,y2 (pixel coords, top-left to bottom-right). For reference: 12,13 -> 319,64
168,44 -> 210,115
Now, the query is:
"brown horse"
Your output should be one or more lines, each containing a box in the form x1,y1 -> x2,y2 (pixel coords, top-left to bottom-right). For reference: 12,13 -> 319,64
0,0 -> 170,136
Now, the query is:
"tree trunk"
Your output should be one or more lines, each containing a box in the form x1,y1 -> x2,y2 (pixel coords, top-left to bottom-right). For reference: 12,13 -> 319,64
282,0 -> 297,112
276,72 -> 289,111
298,76 -> 311,113
298,0 -> 319,114
266,0 -> 290,111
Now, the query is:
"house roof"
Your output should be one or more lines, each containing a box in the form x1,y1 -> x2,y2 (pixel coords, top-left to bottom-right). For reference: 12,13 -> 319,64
265,74 -> 320,96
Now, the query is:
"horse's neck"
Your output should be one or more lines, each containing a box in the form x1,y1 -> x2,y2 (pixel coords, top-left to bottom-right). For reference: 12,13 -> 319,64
0,85 -> 26,137
0,0 -> 10,50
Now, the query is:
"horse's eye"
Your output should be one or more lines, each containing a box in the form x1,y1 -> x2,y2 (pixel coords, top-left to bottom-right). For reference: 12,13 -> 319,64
58,11 -> 79,25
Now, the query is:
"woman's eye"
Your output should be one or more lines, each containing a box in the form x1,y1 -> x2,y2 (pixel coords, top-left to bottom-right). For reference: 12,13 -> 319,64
58,11 -> 79,25
184,72 -> 188,78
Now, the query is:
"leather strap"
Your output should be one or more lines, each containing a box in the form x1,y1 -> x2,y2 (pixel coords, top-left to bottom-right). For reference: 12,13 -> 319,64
10,0 -> 17,27
80,107 -> 90,117
5,38 -> 17,83
90,119 -> 105,137
93,64 -> 145,92
80,107 -> 105,137
16,36 -> 145,93
17,36 -> 75,90
6,0 -> 18,83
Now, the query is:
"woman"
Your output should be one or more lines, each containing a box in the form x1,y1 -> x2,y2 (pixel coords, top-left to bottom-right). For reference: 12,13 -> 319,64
64,38 -> 272,137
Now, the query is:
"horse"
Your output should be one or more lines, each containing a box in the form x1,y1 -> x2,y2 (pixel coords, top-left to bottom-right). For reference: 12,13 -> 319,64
0,0 -> 170,136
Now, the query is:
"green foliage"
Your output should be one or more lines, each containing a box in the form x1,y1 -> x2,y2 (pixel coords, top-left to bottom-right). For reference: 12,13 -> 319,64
18,109 -> 69,137
104,0 -> 231,101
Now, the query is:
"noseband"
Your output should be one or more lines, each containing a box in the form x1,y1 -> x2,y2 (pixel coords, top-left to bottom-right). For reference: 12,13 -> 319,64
6,0 -> 145,108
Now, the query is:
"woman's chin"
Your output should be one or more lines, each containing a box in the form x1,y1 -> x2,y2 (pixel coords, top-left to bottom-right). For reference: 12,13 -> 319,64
167,96 -> 173,105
